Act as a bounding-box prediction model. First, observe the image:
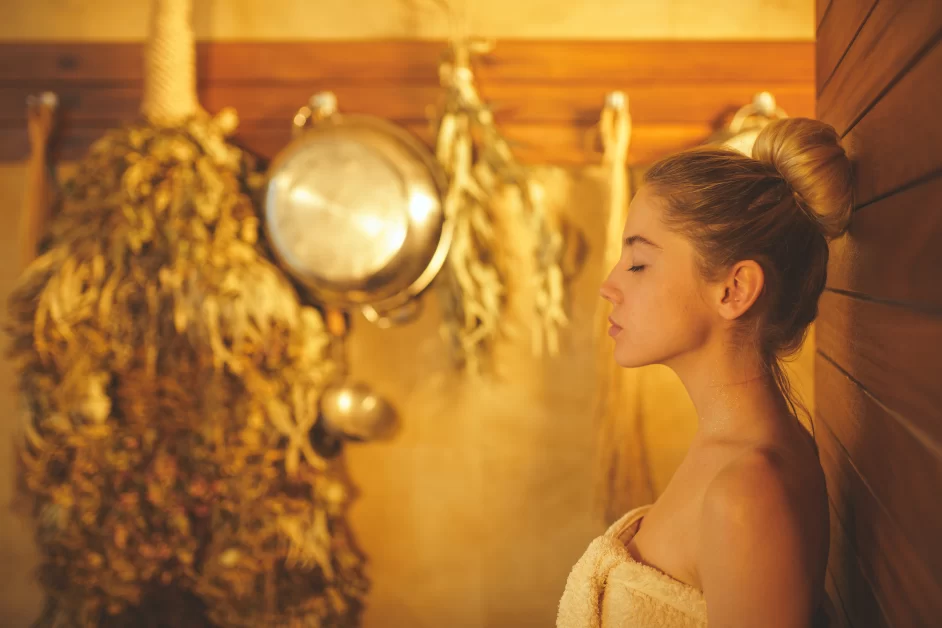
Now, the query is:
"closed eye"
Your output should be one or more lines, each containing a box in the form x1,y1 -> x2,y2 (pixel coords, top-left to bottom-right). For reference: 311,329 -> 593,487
628,265 -> 645,272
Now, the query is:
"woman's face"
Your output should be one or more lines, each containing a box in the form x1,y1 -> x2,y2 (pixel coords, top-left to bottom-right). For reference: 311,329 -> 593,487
600,185 -> 718,369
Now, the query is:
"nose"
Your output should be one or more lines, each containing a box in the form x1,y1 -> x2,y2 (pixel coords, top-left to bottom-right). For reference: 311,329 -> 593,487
599,268 -> 623,304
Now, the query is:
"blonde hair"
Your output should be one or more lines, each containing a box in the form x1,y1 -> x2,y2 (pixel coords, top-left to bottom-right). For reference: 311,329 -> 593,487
642,117 -> 854,423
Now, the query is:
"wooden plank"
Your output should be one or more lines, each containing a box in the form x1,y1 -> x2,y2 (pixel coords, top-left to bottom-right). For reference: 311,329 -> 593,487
0,84 -> 443,125
816,291 -> 942,436
0,122 -> 713,166
816,291 -> 937,423
824,569 -> 852,628
817,0 -> 942,136
827,174 -> 942,310
817,416 -> 942,627
0,41 -> 816,85
0,41 -> 434,84
465,41 -> 815,85
817,0 -> 834,31
0,83 -> 816,127
816,354 -> 942,573
221,122 -> 712,167
0,121 -> 102,164
842,39 -> 942,207
824,496 -> 891,628
816,0 -> 878,95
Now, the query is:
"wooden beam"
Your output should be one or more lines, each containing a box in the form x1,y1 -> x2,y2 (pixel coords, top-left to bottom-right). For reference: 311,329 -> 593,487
0,83 -> 815,127
0,122 -> 715,166
0,40 -> 814,164
0,40 -> 815,85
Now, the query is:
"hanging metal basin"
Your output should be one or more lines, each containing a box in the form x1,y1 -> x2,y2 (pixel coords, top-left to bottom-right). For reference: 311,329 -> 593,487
263,92 -> 451,326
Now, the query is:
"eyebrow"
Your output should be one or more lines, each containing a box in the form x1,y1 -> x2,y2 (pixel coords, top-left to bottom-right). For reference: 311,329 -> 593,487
624,234 -> 661,249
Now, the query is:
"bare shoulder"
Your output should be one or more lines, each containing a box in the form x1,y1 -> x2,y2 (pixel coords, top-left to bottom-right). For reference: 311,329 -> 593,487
702,447 -> 799,529
697,447 -> 826,626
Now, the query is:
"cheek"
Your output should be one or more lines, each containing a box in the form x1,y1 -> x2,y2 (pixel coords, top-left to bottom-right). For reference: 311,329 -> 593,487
613,272 -> 711,365
619,271 -> 677,324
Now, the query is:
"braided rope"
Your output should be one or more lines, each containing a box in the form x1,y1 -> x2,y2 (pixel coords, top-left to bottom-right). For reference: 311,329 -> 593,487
141,0 -> 201,126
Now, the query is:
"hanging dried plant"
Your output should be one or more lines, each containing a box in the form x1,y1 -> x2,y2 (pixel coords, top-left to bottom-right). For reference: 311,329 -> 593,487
6,1 -> 367,625
431,39 -> 571,372
8,107 -> 368,628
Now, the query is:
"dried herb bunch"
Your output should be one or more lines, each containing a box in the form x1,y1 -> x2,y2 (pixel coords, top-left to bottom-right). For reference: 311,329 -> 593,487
7,110 -> 368,627
432,40 -> 570,373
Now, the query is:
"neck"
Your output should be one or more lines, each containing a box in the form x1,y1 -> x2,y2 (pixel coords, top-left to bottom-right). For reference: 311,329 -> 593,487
666,334 -> 789,443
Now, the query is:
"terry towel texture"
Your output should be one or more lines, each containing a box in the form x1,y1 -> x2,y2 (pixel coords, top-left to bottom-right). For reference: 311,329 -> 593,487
557,505 -> 708,628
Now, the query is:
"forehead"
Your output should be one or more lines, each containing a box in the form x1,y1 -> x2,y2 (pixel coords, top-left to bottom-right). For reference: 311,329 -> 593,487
623,184 -> 667,237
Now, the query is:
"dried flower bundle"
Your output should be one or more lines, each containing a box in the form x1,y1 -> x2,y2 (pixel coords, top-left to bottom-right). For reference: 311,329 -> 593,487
7,111 -> 368,627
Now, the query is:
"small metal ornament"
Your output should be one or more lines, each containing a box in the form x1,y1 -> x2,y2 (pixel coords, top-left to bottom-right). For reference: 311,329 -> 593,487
318,308 -> 399,442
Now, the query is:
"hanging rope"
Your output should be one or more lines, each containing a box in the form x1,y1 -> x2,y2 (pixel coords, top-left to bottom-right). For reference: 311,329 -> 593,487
599,92 -> 631,305
140,0 -> 201,126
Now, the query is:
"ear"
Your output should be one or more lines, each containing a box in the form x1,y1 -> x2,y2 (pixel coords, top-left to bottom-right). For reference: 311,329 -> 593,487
715,260 -> 765,320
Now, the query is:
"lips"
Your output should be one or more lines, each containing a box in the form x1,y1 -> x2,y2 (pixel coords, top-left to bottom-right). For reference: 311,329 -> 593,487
608,316 -> 623,337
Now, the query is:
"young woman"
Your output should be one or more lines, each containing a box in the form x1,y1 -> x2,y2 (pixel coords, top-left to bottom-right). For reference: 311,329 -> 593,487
558,117 -> 853,628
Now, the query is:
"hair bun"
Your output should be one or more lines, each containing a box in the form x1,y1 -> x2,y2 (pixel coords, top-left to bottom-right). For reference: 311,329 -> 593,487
752,118 -> 854,240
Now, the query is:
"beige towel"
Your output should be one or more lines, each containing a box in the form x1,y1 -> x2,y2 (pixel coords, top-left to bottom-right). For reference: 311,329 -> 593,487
557,506 -> 707,628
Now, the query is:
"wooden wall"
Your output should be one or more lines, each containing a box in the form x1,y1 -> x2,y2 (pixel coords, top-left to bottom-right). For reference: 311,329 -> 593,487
0,40 -> 814,165
814,1 -> 942,626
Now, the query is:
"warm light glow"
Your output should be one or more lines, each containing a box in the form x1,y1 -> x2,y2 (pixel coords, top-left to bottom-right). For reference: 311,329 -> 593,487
408,193 -> 436,223
355,214 -> 386,238
336,390 -> 353,412
289,186 -> 319,208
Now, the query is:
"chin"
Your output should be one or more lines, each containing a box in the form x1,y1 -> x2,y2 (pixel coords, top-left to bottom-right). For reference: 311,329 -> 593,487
612,346 -> 659,369
612,336 -> 682,370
